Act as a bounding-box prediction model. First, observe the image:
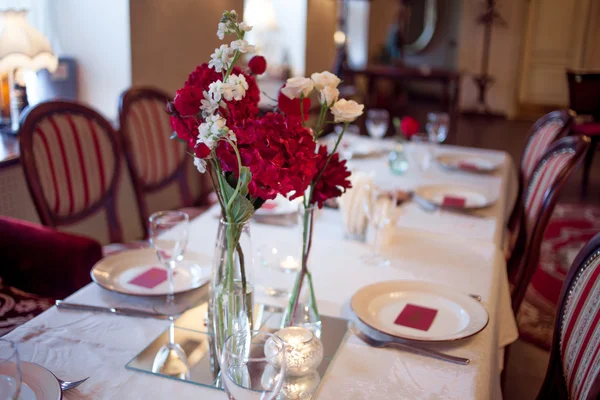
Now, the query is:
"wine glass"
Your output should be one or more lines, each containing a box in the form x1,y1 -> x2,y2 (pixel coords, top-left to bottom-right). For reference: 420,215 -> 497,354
221,331 -> 286,400
152,322 -> 191,380
365,109 -> 390,140
0,339 -> 21,400
426,112 -> 450,143
362,185 -> 397,267
148,210 -> 189,315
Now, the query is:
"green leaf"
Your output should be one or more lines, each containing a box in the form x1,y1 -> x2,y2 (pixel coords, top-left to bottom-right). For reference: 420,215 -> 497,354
221,169 -> 254,224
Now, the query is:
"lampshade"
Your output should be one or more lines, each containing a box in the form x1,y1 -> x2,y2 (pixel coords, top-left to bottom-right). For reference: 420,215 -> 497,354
0,9 -> 58,74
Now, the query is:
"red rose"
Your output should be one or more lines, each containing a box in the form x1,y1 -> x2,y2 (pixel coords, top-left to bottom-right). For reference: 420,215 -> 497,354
173,86 -> 204,116
311,146 -> 352,208
194,143 -> 210,158
248,56 -> 267,75
400,116 -> 420,139
278,88 -> 311,121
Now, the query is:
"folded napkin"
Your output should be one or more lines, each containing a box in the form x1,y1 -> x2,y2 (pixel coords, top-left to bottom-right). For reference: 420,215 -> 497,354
339,172 -> 372,239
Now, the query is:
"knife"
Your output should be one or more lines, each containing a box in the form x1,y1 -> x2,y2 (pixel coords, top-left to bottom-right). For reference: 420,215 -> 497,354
55,300 -> 171,320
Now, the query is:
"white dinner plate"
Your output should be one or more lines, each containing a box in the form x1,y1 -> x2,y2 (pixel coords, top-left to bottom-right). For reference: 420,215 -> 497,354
413,184 -> 496,210
0,362 -> 62,400
351,281 -> 489,342
91,248 -> 211,296
254,195 -> 300,216
436,153 -> 501,173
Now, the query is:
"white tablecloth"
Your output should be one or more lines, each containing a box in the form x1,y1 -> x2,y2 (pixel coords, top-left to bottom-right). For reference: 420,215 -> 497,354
4,144 -> 519,399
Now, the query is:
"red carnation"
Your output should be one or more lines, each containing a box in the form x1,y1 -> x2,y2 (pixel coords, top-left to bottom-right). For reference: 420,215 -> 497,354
311,146 -> 352,208
170,115 -> 198,143
173,86 -> 203,116
278,88 -> 311,121
248,56 -> 267,75
400,116 -> 420,139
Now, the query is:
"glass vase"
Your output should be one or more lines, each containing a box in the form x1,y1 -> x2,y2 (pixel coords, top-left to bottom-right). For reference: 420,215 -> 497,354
282,205 -> 322,337
209,218 -> 254,366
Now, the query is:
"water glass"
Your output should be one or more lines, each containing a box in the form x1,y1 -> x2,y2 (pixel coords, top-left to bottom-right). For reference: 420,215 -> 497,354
365,109 -> 390,140
221,331 -> 286,400
0,339 -> 21,400
362,185 -> 397,267
410,133 -> 436,171
148,210 -> 190,314
426,112 -> 450,143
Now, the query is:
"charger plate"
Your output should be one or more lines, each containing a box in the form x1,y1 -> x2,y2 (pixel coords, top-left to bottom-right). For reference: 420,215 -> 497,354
351,281 -> 489,342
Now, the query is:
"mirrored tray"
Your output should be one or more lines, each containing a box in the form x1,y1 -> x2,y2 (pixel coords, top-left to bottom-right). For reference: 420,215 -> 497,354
126,302 -> 349,399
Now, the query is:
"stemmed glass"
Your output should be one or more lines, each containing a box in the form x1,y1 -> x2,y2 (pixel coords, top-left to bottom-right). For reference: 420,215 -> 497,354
152,322 -> 191,380
221,331 -> 286,400
148,210 -> 189,315
0,339 -> 21,400
362,185 -> 397,267
366,109 -> 390,140
426,112 -> 450,144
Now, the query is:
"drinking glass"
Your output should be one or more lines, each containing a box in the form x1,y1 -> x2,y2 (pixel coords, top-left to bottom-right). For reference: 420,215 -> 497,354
426,112 -> 450,143
221,331 -> 286,400
362,185 -> 397,267
148,210 -> 189,315
410,133 -> 436,171
152,322 -> 191,380
0,339 -> 21,400
365,109 -> 390,140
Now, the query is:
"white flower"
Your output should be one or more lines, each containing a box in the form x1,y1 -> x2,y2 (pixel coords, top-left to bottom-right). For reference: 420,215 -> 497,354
193,157 -> 207,173
311,71 -> 341,91
197,114 -> 229,149
230,39 -> 255,54
200,91 -> 219,116
330,99 -> 364,123
208,80 -> 228,102
209,44 -> 233,73
319,86 -> 339,107
229,9 -> 238,19
228,74 -> 249,101
239,22 -> 253,32
217,22 -> 229,40
281,77 -> 314,99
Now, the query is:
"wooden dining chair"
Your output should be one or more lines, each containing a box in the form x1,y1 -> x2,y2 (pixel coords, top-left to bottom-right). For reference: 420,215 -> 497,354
509,135 -> 590,313
19,100 -> 143,250
506,110 -> 574,255
566,70 -> 600,196
118,87 -> 210,233
537,233 -> 600,400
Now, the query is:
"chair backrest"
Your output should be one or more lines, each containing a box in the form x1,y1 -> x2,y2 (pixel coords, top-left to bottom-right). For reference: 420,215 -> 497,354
19,100 -> 124,244
119,87 -> 202,227
538,233 -> 600,400
566,70 -> 600,120
510,135 -> 590,312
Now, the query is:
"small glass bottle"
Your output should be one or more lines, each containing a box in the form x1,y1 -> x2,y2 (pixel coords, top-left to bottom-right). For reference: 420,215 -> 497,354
388,143 -> 410,175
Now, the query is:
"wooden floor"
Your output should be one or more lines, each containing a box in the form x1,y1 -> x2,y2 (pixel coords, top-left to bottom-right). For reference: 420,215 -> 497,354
450,115 -> 599,206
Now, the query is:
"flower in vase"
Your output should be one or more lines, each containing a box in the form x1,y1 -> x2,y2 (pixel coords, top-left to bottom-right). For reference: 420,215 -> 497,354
209,44 -> 234,73
170,114 -> 199,143
278,88 -> 311,121
400,116 -> 420,139
319,86 -> 339,107
228,74 -> 249,101
311,146 -> 352,208
200,91 -> 219,117
330,99 -> 364,123
311,71 -> 341,91
281,77 -> 314,99
230,39 -> 255,54
239,21 -> 253,32
193,156 -> 207,173
248,56 -> 267,75
173,86 -> 204,116
198,114 -> 230,150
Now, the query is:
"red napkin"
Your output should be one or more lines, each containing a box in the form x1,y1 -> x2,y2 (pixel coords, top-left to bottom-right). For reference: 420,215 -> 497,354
261,201 -> 278,210
442,195 -> 466,208
458,161 -> 479,171
394,304 -> 438,331
128,267 -> 167,289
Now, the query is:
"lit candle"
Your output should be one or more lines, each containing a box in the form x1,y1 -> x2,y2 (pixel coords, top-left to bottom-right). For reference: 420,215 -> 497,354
280,255 -> 299,271
264,326 -> 324,377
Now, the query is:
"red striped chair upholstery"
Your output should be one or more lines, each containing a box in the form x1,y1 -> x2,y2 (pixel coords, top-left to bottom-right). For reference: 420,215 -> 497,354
537,233 -> 600,400
119,87 -> 210,233
509,136 -> 590,313
19,101 -> 142,249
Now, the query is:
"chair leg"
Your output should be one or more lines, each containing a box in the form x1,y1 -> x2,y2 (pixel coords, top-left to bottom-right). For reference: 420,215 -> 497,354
581,139 -> 597,197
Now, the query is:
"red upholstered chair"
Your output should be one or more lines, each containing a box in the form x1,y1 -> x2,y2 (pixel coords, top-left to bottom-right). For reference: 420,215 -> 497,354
509,135 -> 590,313
0,217 -> 102,335
19,100 -> 145,254
118,87 -> 211,233
506,110 -> 574,256
566,70 -> 600,196
537,233 -> 600,400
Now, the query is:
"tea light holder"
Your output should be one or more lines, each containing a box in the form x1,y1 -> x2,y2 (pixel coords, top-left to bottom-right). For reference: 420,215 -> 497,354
264,326 -> 324,377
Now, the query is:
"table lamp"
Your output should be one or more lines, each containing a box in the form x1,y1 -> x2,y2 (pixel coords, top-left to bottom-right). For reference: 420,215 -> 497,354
0,9 -> 58,134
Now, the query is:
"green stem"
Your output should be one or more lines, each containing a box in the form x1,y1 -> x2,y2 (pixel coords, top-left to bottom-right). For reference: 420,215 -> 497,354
224,50 -> 241,82
236,242 -> 252,330
314,103 -> 328,138
306,271 -> 320,320
225,138 -> 243,213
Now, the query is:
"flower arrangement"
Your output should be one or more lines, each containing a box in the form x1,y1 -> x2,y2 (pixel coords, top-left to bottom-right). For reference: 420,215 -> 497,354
167,9 -> 363,343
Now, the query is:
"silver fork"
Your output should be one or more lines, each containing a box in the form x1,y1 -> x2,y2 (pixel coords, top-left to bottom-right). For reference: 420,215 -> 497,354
57,376 -> 89,391
350,326 -> 470,365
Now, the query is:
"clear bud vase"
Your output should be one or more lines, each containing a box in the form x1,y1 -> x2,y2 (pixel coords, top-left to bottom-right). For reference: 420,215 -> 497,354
282,205 -> 322,338
209,218 -> 254,365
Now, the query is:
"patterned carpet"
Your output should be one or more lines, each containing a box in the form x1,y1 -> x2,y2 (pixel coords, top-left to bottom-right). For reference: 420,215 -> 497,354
517,203 -> 600,350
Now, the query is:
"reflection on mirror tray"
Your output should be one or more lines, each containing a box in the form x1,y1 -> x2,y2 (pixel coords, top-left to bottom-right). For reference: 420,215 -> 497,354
126,301 -> 349,399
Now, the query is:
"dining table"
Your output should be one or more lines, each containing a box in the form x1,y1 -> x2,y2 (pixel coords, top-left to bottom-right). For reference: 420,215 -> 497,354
3,140 -> 520,399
